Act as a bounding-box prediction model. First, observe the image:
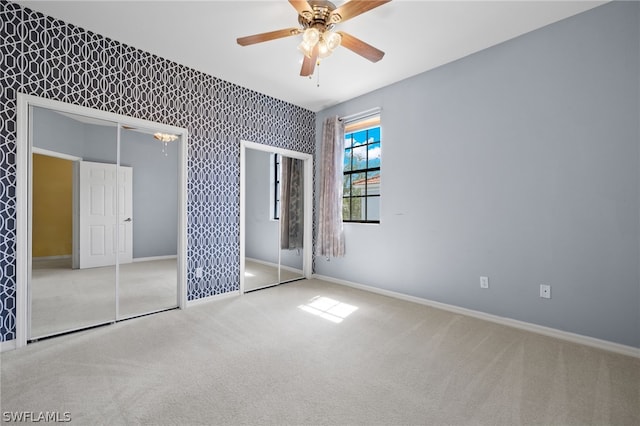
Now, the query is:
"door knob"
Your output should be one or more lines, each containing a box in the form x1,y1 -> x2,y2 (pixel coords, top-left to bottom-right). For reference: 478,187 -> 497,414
124,217 -> 132,222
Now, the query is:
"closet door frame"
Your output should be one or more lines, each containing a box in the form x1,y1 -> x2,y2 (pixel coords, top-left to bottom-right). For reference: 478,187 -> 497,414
15,93 -> 188,348
239,140 -> 313,294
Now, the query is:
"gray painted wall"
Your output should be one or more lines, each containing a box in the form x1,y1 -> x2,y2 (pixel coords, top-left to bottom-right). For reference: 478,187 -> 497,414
32,107 -> 178,259
315,1 -> 640,348
120,130 -> 179,258
245,148 -> 279,264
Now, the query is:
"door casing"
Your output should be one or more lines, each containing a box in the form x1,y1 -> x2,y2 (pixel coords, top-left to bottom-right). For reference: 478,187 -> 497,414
239,140 -> 313,294
15,93 -> 188,349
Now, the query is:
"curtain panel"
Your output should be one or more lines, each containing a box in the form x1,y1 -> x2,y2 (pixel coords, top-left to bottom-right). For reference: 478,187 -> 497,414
316,116 -> 346,258
280,156 -> 304,250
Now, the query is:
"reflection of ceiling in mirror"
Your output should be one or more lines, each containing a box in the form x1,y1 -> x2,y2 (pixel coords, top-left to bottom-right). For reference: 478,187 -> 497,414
55,110 -> 116,127
54,110 -> 163,136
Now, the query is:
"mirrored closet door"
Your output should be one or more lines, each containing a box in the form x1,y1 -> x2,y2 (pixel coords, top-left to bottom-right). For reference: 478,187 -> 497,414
242,142 -> 311,293
278,155 -> 305,284
30,107 -> 119,338
118,126 -> 179,319
28,105 -> 182,340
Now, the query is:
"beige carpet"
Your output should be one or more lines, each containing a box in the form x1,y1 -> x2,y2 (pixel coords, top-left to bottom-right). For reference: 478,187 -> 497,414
1,278 -> 638,425
31,258 -> 178,339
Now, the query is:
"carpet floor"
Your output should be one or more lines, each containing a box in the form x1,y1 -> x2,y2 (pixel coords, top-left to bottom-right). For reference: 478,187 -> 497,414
30,258 -> 178,339
1,278 -> 638,425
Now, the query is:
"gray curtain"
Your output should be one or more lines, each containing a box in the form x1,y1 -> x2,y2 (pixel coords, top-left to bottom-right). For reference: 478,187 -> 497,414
316,116 -> 345,257
280,156 -> 304,250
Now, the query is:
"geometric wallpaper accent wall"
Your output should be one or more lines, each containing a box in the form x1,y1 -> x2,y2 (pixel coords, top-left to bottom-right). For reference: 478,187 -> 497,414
0,1 -> 316,342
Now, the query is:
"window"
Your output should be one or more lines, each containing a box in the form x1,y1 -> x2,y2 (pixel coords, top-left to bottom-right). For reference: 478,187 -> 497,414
270,153 -> 280,220
343,114 -> 380,223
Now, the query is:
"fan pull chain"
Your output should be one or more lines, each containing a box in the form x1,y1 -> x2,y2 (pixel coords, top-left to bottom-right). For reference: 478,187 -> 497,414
316,60 -> 321,88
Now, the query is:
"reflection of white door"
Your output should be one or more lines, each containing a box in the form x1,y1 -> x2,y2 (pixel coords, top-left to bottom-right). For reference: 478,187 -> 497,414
79,161 -> 133,269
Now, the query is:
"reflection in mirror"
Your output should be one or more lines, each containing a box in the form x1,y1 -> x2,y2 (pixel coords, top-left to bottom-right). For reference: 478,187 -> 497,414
29,106 -> 179,340
279,156 -> 304,283
244,148 -> 306,292
118,127 -> 178,318
244,149 -> 280,291
30,106 -> 118,338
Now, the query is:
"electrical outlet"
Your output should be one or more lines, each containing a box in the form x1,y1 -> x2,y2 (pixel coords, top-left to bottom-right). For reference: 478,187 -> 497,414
480,276 -> 489,289
540,284 -> 551,299
196,267 -> 203,278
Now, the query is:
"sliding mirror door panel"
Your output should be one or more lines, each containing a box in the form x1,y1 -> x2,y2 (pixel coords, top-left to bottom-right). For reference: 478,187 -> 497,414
30,106 -> 117,339
244,148 -> 280,291
118,127 -> 179,318
279,156 -> 304,283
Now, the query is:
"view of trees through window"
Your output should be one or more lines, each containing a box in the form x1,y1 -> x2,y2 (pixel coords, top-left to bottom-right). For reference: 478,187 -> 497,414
343,116 -> 380,223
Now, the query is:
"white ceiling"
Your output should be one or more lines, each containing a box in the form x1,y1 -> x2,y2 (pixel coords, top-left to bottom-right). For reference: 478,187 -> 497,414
16,0 -> 606,112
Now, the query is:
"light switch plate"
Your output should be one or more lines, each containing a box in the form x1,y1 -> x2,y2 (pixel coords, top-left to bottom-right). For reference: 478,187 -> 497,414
480,276 -> 489,289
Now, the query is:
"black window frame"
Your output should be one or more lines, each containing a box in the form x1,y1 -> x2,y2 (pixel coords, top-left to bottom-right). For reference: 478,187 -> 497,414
343,118 -> 381,224
273,153 -> 280,220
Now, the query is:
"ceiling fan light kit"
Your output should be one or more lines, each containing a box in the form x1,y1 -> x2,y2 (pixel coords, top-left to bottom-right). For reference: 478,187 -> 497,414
153,132 -> 179,156
298,28 -> 341,59
153,133 -> 179,143
237,0 -> 391,77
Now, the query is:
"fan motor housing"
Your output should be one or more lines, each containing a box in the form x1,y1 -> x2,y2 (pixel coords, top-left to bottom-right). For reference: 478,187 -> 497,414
298,0 -> 338,30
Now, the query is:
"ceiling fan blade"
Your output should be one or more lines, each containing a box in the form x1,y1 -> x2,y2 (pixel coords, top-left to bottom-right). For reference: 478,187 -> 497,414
330,0 -> 391,24
300,45 -> 319,77
237,28 -> 301,46
337,32 -> 385,62
289,0 -> 313,17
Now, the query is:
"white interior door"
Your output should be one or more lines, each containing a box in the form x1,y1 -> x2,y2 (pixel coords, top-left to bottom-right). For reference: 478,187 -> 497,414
79,161 -> 133,269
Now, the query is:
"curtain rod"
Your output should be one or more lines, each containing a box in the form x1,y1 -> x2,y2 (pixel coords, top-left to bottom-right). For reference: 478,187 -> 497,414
339,107 -> 381,123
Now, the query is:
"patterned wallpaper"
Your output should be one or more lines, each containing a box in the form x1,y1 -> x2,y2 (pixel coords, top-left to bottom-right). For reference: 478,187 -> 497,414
0,1 -> 316,342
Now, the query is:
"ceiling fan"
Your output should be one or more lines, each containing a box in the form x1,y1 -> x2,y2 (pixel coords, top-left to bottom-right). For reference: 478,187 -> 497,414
237,0 -> 391,77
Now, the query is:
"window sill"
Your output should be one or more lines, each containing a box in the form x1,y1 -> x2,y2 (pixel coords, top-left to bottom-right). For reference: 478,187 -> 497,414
343,221 -> 380,225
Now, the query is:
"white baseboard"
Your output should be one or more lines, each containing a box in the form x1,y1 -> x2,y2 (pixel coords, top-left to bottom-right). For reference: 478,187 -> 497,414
33,255 -> 71,261
313,274 -> 640,359
1,339 -> 17,352
187,290 -> 240,307
133,255 -> 177,263
246,257 -> 279,268
281,264 -> 303,274
246,257 -> 303,275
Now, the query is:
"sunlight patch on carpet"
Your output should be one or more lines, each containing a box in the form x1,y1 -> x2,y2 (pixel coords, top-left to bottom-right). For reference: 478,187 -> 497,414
298,296 -> 358,323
